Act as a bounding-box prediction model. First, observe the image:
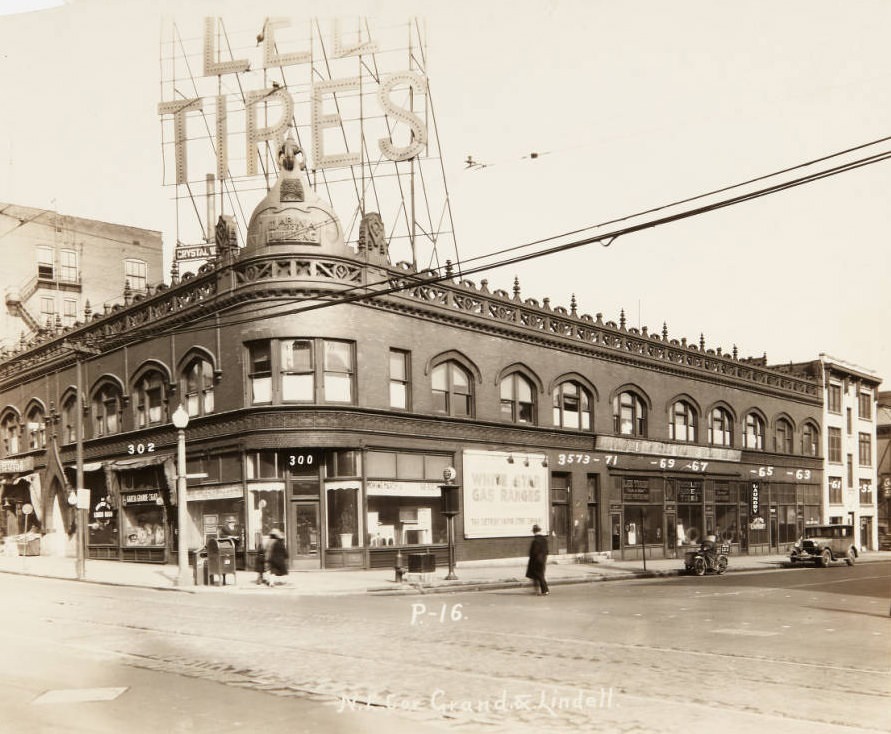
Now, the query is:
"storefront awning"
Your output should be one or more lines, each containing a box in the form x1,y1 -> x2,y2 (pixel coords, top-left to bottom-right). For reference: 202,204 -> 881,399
106,454 -> 174,470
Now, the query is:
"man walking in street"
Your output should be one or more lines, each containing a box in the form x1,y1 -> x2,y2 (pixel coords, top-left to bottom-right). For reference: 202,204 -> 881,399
525,524 -> 549,595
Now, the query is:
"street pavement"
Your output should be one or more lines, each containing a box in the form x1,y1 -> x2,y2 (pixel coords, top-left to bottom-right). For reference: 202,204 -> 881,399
2,545 -> 889,595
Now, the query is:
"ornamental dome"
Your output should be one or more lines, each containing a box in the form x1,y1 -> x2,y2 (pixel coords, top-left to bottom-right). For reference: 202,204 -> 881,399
243,135 -> 349,259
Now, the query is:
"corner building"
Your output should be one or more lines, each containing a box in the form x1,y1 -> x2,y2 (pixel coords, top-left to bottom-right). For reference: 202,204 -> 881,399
0,142 -> 825,570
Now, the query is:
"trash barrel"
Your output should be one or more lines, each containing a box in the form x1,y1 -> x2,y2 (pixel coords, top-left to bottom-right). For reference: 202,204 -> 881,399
207,537 -> 236,585
407,552 -> 436,573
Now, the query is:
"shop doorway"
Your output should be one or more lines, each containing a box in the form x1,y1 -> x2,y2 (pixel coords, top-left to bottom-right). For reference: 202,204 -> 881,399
664,511 -> 677,559
860,516 -> 872,550
610,512 -> 622,553
550,474 -> 571,554
290,501 -> 321,569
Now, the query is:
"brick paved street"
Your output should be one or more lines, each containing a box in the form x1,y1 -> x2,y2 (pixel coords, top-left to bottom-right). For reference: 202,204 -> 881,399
2,562 -> 889,733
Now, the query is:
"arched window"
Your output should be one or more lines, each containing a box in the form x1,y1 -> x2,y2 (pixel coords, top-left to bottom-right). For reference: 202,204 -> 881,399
669,400 -> 697,442
775,418 -> 793,454
26,405 -> 46,450
552,381 -> 592,430
708,407 -> 733,447
134,371 -> 167,428
1,412 -> 19,456
432,362 -> 473,417
93,383 -> 122,437
500,373 -> 535,424
183,357 -> 215,417
744,413 -> 765,450
61,394 -> 77,445
614,391 -> 647,436
802,423 -> 819,457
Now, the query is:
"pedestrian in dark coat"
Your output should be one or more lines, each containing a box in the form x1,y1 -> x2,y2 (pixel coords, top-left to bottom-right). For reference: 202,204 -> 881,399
525,524 -> 549,595
265,528 -> 289,585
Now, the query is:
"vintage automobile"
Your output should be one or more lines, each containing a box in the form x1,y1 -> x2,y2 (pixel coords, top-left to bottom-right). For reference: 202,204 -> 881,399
789,524 -> 858,567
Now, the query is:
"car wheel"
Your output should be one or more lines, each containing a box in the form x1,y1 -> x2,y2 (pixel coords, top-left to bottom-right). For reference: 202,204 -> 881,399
716,556 -> 728,575
692,557 -> 706,576
819,548 -> 832,568
845,548 -> 856,566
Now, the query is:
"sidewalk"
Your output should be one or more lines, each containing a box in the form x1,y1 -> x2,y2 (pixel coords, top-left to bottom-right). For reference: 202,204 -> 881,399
1,549 -> 888,596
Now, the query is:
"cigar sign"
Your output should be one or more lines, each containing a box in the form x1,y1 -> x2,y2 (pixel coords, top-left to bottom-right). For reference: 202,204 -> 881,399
158,18 -> 428,185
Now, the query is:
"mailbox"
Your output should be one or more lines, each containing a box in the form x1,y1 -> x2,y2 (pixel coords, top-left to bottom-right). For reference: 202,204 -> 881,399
206,537 -> 236,586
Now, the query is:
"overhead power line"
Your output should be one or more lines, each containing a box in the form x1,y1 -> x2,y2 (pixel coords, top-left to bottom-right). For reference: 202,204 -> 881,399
117,133 -> 891,341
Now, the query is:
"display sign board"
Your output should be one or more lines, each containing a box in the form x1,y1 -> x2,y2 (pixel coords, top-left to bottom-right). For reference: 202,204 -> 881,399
462,450 -> 548,539
0,457 -> 34,474
121,491 -> 161,506
175,244 -> 215,261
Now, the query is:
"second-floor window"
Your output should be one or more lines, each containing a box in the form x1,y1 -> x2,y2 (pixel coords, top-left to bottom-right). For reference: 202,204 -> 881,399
744,414 -> 765,450
775,418 -> 793,454
248,342 -> 272,404
249,339 -> 356,405
26,406 -> 46,450
134,372 -> 167,428
552,381 -> 592,431
827,427 -> 842,463
93,385 -> 122,437
500,373 -> 534,424
859,479 -> 873,505
828,477 -> 843,504
61,395 -> 77,444
614,391 -> 647,436
183,357 -> 215,417
802,423 -> 818,456
389,349 -> 410,410
858,433 -> 872,466
708,407 -> 733,447
431,361 -> 472,417
1,413 -> 19,456
669,400 -> 697,442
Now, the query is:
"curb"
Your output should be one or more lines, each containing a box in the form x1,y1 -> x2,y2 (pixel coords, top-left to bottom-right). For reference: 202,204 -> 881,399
0,555 -> 882,596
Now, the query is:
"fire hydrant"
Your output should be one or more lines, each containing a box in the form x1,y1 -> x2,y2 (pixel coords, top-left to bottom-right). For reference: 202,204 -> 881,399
394,548 -> 405,583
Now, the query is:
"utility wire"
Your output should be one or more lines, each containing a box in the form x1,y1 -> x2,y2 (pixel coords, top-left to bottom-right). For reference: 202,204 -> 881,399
124,135 -> 891,343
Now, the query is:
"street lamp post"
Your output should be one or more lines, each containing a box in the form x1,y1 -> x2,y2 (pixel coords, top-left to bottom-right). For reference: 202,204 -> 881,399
171,404 -> 191,586
74,354 -> 86,580
440,466 -> 460,581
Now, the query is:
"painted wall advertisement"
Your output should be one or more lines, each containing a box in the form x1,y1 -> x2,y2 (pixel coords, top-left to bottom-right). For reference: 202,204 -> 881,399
462,450 -> 549,539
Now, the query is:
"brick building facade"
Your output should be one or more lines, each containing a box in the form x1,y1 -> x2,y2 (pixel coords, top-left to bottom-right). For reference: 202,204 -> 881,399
0,141 -> 826,571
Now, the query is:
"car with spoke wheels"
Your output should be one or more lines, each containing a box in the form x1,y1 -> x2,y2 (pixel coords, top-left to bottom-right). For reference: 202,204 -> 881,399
789,524 -> 858,568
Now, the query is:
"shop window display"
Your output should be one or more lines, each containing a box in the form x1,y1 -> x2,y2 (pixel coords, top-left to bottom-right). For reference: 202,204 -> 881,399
327,486 -> 358,548
121,495 -> 165,547
367,497 -> 446,546
249,489 -> 284,548
119,467 -> 167,548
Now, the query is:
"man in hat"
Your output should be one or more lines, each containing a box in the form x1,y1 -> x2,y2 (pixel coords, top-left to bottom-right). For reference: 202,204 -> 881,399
525,524 -> 549,595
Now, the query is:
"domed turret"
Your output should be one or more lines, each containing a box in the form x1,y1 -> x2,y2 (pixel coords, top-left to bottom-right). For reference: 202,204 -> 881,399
243,135 -> 349,259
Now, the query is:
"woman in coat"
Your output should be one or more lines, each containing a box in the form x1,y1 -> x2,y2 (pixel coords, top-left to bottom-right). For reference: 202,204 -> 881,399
265,528 -> 289,585
525,524 -> 549,595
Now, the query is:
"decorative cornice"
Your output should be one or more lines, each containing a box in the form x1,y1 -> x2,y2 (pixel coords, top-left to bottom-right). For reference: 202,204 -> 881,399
1,253 -> 821,404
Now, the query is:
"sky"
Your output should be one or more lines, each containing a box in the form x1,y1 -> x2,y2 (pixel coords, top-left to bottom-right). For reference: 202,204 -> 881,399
1,0 -> 889,384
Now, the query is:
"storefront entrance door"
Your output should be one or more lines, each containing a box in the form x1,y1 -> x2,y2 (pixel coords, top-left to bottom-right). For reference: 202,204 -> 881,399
290,501 -> 321,569
664,511 -> 677,559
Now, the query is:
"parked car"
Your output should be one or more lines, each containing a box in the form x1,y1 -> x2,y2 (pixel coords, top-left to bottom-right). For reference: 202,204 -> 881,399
789,524 -> 857,567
